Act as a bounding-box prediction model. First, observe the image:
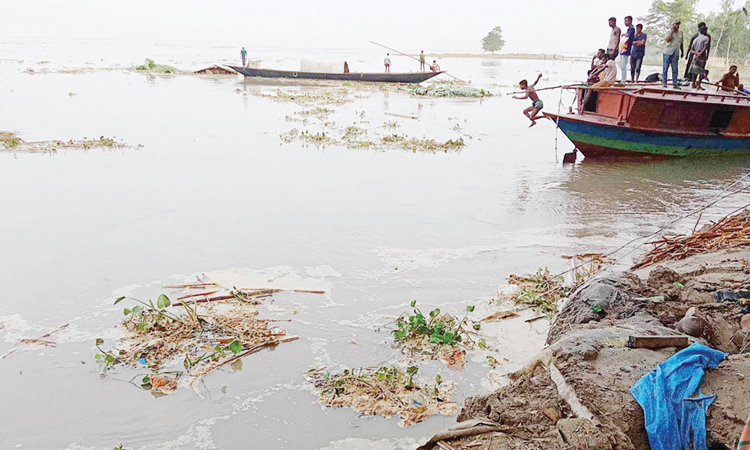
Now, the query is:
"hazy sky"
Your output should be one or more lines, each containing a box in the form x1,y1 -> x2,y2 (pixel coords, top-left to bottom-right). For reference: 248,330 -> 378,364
4,0 -> 727,54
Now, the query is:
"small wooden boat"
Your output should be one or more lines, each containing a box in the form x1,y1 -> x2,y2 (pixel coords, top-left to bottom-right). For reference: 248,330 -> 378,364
545,84 -> 750,158
229,66 -> 443,83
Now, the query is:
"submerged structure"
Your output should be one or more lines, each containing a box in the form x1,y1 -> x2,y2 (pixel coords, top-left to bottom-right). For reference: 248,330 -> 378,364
546,85 -> 750,158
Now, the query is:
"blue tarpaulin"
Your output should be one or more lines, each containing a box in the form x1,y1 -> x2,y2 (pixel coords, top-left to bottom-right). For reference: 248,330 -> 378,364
630,342 -> 726,450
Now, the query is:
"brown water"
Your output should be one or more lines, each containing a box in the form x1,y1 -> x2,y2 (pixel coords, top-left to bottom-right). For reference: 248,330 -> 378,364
2,42 -> 750,450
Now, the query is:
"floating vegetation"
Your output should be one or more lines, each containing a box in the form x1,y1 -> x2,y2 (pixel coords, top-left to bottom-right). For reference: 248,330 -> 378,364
499,268 -> 570,314
280,128 -> 334,145
135,58 -> 178,74
410,83 -> 492,97
383,135 -> 465,152
306,365 -> 457,427
383,120 -> 400,128
0,131 -> 21,149
94,283 -> 317,395
264,88 -> 354,106
0,132 -> 128,153
393,302 -> 479,369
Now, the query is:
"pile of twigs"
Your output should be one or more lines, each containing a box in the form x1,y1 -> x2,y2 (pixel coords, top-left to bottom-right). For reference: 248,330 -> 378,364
633,210 -> 750,269
306,365 -> 457,428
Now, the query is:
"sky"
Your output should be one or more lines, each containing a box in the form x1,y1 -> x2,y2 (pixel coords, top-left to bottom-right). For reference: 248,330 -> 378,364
3,0 -> 730,55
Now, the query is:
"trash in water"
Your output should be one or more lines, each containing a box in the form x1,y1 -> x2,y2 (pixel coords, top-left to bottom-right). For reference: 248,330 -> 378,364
306,365 -> 457,428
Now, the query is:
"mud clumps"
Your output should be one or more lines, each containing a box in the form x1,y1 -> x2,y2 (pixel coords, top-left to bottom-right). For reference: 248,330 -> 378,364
424,225 -> 750,449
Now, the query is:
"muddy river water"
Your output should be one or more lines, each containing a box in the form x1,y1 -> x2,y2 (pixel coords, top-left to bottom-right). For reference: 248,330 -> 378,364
2,39 -> 750,449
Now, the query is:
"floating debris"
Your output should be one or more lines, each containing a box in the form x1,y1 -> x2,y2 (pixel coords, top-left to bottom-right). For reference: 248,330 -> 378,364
499,268 -> 569,314
633,209 -> 750,269
381,135 -> 464,152
0,132 -> 127,153
306,365 -> 457,427
392,302 -> 479,368
135,58 -> 178,74
410,83 -> 492,97
94,281 -> 318,394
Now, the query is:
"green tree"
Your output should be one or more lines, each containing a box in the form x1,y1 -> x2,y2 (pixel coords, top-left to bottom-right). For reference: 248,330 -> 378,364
481,26 -> 506,54
704,0 -> 750,64
639,0 -> 698,49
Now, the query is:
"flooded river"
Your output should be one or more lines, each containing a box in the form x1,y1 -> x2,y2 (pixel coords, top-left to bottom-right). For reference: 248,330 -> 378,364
2,39 -> 750,450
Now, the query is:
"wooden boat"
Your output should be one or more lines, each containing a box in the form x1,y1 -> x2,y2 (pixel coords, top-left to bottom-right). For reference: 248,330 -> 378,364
229,66 -> 443,83
544,85 -> 750,158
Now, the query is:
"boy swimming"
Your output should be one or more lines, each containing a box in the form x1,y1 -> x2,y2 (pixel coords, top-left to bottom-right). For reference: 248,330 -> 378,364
513,73 -> 544,127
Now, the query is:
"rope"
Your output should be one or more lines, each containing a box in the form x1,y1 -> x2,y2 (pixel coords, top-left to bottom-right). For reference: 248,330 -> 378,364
554,87 -> 563,163
554,169 -> 750,278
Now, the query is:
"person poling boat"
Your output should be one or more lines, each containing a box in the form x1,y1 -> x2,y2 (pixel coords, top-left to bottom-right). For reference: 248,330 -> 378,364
513,73 -> 544,127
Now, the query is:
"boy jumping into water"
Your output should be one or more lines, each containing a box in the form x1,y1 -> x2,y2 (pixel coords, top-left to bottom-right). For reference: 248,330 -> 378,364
513,73 -> 544,127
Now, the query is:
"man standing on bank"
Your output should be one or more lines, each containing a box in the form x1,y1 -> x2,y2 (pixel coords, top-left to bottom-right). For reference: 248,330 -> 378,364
662,21 -> 684,89
620,16 -> 635,82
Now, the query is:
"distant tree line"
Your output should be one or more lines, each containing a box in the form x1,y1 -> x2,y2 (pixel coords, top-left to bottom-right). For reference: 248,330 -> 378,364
640,0 -> 750,64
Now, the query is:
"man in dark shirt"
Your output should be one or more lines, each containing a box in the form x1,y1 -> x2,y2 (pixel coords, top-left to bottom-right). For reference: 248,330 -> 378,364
620,16 -> 636,82
630,24 -> 647,82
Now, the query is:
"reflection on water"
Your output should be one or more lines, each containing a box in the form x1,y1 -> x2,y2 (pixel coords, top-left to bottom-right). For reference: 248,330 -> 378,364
1,41 -> 750,450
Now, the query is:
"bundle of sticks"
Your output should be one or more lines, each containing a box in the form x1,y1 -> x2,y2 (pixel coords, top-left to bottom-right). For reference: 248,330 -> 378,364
633,209 -> 750,269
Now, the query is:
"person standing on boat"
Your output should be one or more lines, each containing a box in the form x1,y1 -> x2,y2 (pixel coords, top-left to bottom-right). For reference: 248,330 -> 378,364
620,16 -> 635,82
630,24 -> 647,82
662,21 -> 684,89
240,47 -> 247,66
384,53 -> 391,73
513,73 -> 544,127
685,22 -> 712,81
607,17 -> 621,60
420,51 -> 426,72
688,26 -> 709,90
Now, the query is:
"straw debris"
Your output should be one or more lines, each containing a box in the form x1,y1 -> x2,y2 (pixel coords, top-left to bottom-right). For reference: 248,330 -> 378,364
499,268 -> 570,314
307,365 -> 457,427
633,209 -> 750,269
95,285 -> 308,395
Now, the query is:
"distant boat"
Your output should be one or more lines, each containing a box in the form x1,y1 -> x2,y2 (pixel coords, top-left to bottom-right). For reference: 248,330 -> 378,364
545,84 -> 750,158
229,66 -> 442,83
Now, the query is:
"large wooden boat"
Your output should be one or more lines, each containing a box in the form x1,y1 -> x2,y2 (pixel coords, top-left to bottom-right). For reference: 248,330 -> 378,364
544,85 -> 750,158
229,66 -> 443,83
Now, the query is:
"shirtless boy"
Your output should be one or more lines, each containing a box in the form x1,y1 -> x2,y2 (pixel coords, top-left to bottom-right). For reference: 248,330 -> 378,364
513,73 -> 544,127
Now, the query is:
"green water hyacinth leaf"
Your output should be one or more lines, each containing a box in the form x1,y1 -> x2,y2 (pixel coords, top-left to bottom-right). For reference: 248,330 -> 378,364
229,340 -> 243,355
466,305 -> 475,312
137,322 -> 147,331
156,294 -> 170,309
131,306 -> 144,315
105,354 -> 115,363
410,300 -> 416,308
114,296 -> 126,305
123,308 -> 131,315
142,375 -> 151,384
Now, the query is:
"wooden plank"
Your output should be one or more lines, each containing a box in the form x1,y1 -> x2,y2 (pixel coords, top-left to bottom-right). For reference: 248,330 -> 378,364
627,335 -> 689,349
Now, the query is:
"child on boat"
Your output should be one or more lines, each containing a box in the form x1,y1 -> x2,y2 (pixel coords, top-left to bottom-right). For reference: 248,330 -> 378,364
513,73 -> 544,127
